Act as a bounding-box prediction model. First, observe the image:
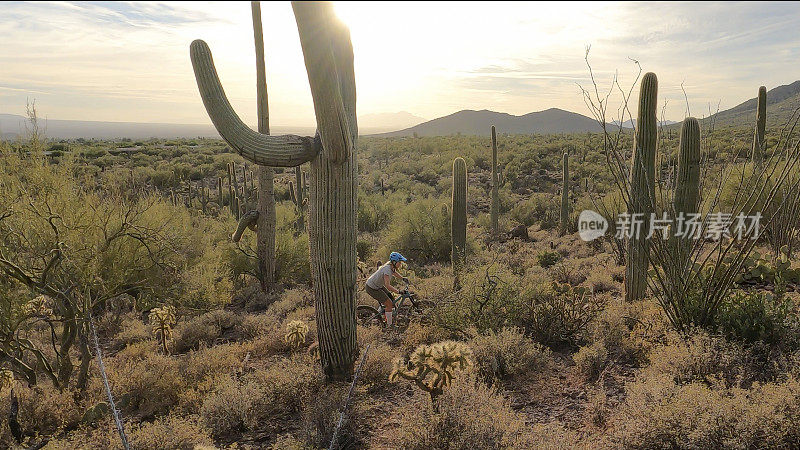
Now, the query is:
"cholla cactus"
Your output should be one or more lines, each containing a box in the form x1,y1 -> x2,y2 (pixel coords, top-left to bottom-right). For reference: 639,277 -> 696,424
24,295 -> 52,318
0,368 -> 13,394
389,341 -> 473,404
151,305 -> 177,354
284,320 -> 309,350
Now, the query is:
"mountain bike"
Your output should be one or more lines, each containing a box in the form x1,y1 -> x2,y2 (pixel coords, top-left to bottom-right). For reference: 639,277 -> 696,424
356,280 -> 422,331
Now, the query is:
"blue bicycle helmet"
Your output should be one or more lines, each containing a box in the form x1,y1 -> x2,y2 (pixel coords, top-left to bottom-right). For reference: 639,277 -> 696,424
389,252 -> 407,262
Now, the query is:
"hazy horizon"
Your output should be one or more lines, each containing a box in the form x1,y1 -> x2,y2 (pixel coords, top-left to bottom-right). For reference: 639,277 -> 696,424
2,1 -> 800,129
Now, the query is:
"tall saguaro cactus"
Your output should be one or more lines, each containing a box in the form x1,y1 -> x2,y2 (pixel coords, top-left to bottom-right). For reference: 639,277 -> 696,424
674,117 -> 701,264
190,1 -> 358,380
490,126 -> 499,235
675,118 -> 701,218
451,157 -> 467,282
625,72 -> 658,303
252,1 -> 276,291
560,152 -> 570,234
752,86 -> 767,165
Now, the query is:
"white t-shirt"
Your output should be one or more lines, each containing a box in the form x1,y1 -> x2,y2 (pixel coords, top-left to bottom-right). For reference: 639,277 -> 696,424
366,262 -> 394,290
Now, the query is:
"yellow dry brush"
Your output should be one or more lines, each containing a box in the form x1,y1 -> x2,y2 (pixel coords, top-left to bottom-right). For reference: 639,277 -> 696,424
151,305 -> 177,354
0,368 -> 14,395
390,340 -> 474,404
284,320 -> 309,350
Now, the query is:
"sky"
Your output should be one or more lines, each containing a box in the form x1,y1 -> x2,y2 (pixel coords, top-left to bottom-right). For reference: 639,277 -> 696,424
1,1 -> 799,128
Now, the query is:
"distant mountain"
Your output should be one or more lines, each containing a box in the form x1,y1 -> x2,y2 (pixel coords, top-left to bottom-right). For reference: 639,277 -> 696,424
376,108 -> 602,137
613,119 -> 678,128
0,114 -> 321,140
359,111 -> 425,133
703,80 -> 800,128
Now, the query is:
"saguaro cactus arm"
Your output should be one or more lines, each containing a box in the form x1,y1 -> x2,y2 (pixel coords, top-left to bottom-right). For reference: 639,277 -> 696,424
232,210 -> 260,243
190,40 -> 319,167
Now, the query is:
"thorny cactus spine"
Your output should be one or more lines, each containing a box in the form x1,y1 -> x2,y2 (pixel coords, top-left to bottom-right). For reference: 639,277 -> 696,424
752,86 -> 767,165
150,305 -> 177,354
284,320 -> 309,350
451,158 -> 467,279
560,152 -> 570,234
490,125 -> 499,235
625,72 -> 658,303
190,1 -> 359,380
389,341 -> 474,405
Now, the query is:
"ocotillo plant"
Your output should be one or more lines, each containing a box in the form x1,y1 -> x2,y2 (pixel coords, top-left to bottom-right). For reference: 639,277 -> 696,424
752,86 -> 767,165
190,1 -> 358,380
560,152 -> 570,234
625,72 -> 658,303
451,157 -> 467,285
490,126 -> 499,235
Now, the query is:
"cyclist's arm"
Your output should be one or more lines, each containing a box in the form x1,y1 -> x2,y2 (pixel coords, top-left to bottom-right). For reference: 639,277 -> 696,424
383,274 -> 399,294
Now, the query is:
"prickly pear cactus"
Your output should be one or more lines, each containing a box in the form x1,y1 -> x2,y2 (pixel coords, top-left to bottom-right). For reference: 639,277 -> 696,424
625,72 -> 658,303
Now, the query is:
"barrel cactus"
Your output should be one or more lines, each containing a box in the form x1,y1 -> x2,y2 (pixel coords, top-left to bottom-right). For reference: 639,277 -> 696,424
190,1 -> 358,379
560,152 -> 570,234
490,126 -> 499,235
451,157 -> 467,280
752,86 -> 767,164
625,72 -> 658,303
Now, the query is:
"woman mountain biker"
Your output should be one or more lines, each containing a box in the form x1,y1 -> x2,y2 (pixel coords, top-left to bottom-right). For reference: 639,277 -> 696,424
365,252 -> 409,327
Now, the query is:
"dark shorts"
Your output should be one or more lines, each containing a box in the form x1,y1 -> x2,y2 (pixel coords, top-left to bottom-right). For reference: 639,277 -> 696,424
365,284 -> 393,306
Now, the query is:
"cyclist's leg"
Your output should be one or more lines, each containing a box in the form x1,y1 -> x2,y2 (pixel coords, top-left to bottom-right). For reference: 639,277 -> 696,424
366,285 -> 393,325
380,287 -> 396,326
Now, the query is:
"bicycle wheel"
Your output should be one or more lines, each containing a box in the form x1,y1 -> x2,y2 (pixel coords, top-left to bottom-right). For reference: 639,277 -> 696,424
356,305 -> 383,327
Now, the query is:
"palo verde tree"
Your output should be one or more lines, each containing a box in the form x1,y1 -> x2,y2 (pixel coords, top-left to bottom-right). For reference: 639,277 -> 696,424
0,150 -> 220,392
190,1 -> 359,380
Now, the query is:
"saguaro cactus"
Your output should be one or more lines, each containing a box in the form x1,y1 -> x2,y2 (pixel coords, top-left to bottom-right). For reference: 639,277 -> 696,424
290,165 -> 306,232
451,158 -> 467,277
190,1 -> 358,380
625,72 -> 658,303
752,86 -> 767,165
252,1 -> 277,291
560,152 -> 570,234
490,126 -> 499,235
674,117 -> 701,264
675,118 -> 701,217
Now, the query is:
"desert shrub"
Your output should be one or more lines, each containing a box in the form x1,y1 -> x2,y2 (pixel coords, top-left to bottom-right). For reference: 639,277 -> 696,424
0,382 -> 82,445
129,414 -> 214,449
469,327 -> 552,381
241,312 -> 278,340
522,281 -> 603,346
298,383 -> 365,449
358,192 -> 398,233
716,290 -> 798,348
574,341 -> 609,380
275,229 -> 311,285
608,375 -> 800,449
104,352 -> 184,417
536,250 -> 561,268
359,342 -> 396,386
182,341 -> 253,386
379,197 -> 452,265
510,192 -> 559,229
112,315 -> 150,351
393,377 -> 560,449
200,355 -> 322,436
170,309 -> 241,353
644,332 -> 763,388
